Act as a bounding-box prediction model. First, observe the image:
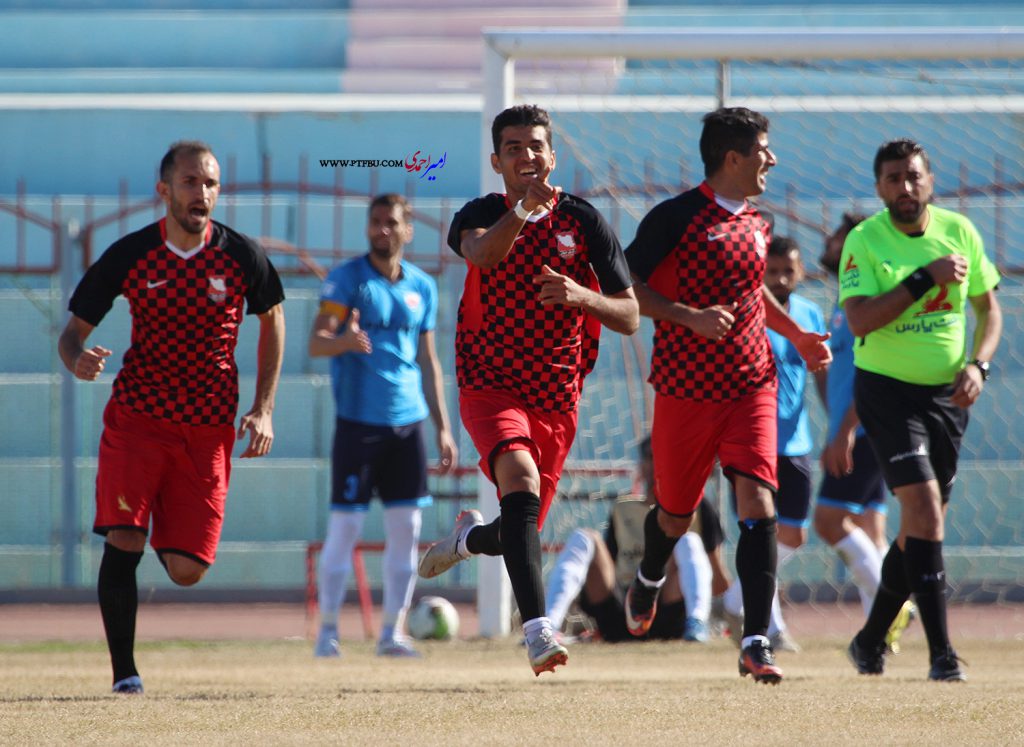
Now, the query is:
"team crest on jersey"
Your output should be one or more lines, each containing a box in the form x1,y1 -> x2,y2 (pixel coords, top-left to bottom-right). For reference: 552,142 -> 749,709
555,232 -> 578,259
207,275 -> 227,303
404,291 -> 422,311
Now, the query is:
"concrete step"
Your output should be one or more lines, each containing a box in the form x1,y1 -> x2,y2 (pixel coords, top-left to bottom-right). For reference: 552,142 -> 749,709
345,38 -> 621,72
348,7 -> 622,38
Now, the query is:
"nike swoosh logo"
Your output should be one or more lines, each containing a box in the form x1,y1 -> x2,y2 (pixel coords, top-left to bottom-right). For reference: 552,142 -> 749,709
147,280 -> 168,288
514,235 -> 526,243
707,233 -> 728,241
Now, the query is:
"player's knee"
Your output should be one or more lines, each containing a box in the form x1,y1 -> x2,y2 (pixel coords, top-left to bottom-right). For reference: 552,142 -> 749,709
657,509 -> 691,538
106,528 -> 147,553
162,555 -> 208,586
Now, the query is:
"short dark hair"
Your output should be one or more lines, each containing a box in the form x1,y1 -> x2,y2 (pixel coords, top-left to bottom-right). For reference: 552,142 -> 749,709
491,104 -> 552,155
838,211 -> 868,234
369,193 -> 412,222
767,235 -> 799,259
873,139 -> 931,181
699,107 -> 770,177
159,140 -> 214,182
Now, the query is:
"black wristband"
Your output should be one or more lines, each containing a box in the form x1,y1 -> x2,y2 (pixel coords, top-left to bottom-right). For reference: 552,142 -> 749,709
900,268 -> 936,300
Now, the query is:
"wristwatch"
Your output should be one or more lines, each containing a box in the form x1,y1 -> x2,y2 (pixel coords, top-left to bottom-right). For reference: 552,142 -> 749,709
969,359 -> 991,381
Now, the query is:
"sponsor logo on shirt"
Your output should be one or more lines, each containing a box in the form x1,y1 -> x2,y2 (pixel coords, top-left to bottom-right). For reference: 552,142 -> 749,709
915,285 -> 954,317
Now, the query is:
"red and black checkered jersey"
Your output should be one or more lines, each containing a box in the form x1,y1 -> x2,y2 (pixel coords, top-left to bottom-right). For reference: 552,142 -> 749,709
448,192 -> 631,413
626,182 -> 775,402
69,219 -> 285,426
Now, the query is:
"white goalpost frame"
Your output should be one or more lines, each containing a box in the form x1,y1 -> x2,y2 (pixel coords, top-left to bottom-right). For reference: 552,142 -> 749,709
474,27 -> 1024,637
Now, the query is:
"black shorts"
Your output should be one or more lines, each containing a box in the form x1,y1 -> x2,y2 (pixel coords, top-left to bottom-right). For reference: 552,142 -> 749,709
776,454 -> 813,528
854,369 -> 968,502
579,591 -> 686,643
330,418 -> 431,510
817,435 -> 888,514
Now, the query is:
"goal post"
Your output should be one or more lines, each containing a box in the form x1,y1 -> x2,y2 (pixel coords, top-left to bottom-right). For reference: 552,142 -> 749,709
474,27 -> 1024,634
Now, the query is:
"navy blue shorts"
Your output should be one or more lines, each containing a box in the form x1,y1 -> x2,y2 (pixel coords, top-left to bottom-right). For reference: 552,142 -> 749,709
330,418 -> 431,511
775,454 -> 813,528
855,369 -> 968,503
817,435 -> 888,515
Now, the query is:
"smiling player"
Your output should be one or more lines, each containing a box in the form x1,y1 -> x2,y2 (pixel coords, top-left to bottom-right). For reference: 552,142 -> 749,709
418,104 -> 639,676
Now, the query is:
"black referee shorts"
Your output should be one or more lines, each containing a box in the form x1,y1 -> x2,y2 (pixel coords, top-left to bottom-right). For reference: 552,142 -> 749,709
854,368 -> 968,502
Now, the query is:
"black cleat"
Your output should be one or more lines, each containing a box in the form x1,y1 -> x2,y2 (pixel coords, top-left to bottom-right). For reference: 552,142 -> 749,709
739,639 -> 783,684
847,635 -> 887,675
624,575 -> 661,637
929,647 -> 967,682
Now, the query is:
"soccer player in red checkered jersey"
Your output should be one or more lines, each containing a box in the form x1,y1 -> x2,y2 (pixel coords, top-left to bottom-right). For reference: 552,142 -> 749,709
624,108 -> 831,684
418,104 -> 639,675
58,141 -> 285,694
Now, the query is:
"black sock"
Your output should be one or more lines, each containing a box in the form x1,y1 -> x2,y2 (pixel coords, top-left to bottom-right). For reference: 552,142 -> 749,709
857,540 -> 911,646
903,536 -> 951,659
638,507 -> 680,582
466,517 -> 502,556
735,517 -> 777,639
497,491 -> 545,623
97,543 -> 143,684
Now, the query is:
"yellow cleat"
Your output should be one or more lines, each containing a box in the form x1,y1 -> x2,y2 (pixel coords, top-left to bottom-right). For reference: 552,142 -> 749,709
885,601 -> 916,654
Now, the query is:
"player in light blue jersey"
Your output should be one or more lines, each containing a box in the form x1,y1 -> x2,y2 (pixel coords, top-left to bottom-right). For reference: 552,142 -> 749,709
722,236 -> 826,652
309,194 -> 457,659
814,213 -> 914,652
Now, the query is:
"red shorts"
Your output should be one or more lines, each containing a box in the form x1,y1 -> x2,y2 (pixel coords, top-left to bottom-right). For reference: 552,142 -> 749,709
459,389 -> 577,529
651,388 -> 778,517
94,399 -> 235,565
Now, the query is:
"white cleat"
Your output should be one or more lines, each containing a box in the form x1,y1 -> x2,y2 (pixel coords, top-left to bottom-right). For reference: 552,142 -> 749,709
418,510 -> 483,579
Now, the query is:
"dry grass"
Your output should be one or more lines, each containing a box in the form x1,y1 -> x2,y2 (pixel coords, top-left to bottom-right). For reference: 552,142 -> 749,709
2,636 -> 1023,745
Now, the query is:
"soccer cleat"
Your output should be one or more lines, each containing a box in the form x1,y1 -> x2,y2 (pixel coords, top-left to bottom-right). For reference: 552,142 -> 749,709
885,600 -> 916,655
112,675 -> 144,694
847,635 -> 887,675
376,637 -> 422,658
624,575 -> 661,637
682,616 -> 710,643
929,647 -> 967,682
738,639 -> 783,684
770,629 -> 802,653
418,510 -> 483,579
527,629 -> 569,676
313,625 -> 341,658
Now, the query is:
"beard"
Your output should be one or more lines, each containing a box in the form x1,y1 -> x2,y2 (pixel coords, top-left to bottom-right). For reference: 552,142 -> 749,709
887,198 -> 926,225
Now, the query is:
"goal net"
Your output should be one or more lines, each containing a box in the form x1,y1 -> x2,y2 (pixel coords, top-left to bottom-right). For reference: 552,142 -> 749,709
473,28 -> 1024,633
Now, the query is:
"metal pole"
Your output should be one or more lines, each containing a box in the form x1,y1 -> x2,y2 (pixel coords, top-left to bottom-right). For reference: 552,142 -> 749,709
59,218 -> 81,587
716,60 -> 730,108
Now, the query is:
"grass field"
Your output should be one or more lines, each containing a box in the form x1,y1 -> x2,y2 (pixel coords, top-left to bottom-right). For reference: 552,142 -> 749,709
3,636 -> 1024,745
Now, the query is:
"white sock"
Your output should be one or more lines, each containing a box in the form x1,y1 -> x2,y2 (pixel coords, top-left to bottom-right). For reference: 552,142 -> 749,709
835,528 -> 883,616
723,579 -> 744,617
768,542 -> 797,637
674,532 -> 712,621
522,616 -> 554,643
544,529 -> 596,630
318,511 -> 366,627
380,506 -> 422,641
